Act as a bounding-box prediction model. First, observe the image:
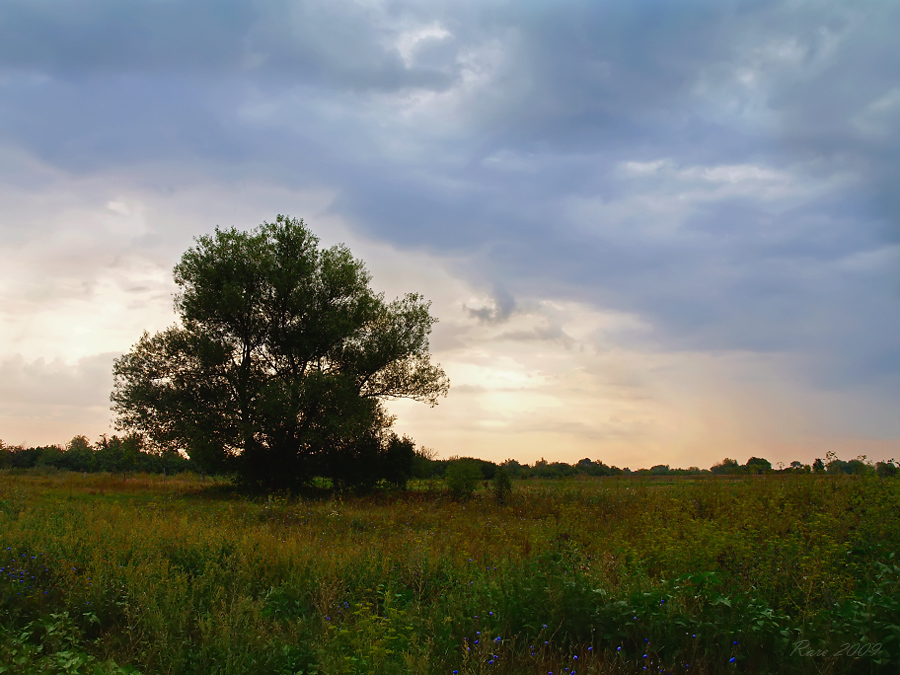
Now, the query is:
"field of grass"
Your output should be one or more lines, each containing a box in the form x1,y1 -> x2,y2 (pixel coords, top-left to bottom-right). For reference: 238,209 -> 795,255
1,471 -> 898,674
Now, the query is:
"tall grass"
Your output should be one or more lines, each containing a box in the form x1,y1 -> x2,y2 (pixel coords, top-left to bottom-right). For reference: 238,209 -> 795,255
1,472 -> 898,674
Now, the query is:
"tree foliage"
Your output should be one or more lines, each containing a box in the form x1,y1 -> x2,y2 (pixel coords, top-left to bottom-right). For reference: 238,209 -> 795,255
445,459 -> 482,500
491,466 -> 512,504
111,216 -> 449,490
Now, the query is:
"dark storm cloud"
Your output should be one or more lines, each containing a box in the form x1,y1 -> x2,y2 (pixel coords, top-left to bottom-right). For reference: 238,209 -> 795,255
0,0 -> 455,89
1,0 -> 898,397
0,76 -> 247,171
335,0 -> 900,389
0,0 -> 253,74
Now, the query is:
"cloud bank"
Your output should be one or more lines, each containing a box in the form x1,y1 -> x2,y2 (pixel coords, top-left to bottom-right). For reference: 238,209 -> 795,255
1,0 -> 898,465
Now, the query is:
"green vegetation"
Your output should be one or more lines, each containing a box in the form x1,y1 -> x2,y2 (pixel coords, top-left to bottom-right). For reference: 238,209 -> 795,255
490,467 -> 512,505
6,433 -> 896,486
2,471 -> 899,674
111,215 -> 448,491
0,436 -> 192,476
444,459 -> 482,500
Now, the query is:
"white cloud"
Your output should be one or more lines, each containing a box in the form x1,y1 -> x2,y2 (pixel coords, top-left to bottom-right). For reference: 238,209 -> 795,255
381,34 -> 518,133
619,159 -> 672,176
394,22 -> 452,67
618,159 -> 790,187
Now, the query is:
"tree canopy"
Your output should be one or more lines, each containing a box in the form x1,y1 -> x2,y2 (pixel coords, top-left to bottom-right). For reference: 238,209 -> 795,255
111,215 -> 449,490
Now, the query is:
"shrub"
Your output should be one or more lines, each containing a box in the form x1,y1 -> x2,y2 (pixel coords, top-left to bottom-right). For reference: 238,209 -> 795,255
492,466 -> 512,504
445,460 -> 481,500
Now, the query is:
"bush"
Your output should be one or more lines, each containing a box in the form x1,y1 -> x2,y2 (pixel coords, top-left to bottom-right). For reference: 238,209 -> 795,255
492,466 -> 512,504
445,460 -> 481,500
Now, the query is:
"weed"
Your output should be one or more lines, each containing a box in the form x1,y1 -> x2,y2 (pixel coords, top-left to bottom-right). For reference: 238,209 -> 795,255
1,471 -> 898,673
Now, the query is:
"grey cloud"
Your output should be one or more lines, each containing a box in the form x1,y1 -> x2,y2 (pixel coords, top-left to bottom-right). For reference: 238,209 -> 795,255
498,322 -> 575,348
0,0 -> 254,75
0,353 -> 114,408
0,0 -> 458,91
245,2 -> 458,92
464,286 -> 516,324
1,0 -> 898,405
337,0 -> 900,390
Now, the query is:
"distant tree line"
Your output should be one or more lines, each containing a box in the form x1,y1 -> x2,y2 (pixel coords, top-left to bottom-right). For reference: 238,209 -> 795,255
2,436 -> 897,482
0,435 -> 194,475
0,433 -> 414,488
413,453 -> 899,480
709,452 -> 899,478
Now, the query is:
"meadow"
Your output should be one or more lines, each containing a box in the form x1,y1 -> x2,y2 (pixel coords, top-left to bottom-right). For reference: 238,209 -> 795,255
1,471 -> 898,674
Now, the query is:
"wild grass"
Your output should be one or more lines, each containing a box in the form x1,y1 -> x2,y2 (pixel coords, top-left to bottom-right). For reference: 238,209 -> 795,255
1,472 -> 898,674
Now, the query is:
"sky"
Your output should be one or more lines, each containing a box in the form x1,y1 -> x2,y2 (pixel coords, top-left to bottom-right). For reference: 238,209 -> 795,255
1,0 -> 898,469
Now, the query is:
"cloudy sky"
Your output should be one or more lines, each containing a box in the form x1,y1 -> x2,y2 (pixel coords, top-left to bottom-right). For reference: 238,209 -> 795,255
1,0 -> 898,468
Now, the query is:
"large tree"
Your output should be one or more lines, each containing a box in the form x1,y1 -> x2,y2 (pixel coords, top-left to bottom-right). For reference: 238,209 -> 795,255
111,215 -> 448,490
